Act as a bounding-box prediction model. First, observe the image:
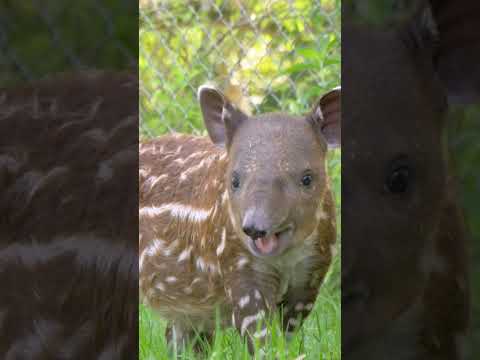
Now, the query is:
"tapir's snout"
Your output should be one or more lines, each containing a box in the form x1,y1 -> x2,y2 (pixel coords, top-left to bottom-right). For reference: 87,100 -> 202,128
241,207 -> 293,257
242,208 -> 271,240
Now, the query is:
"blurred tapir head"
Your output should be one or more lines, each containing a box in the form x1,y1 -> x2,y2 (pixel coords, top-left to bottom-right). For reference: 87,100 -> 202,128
343,0 -> 480,355
198,86 -> 340,258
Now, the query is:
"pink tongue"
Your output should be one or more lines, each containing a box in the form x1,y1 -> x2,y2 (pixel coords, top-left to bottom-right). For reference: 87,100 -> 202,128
255,235 -> 278,254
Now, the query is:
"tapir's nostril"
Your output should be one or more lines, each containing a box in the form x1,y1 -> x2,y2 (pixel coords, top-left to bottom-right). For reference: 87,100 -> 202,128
242,226 -> 267,240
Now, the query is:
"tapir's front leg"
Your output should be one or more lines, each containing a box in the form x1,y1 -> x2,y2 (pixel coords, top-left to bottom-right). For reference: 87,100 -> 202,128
279,286 -> 320,336
165,323 -> 213,354
226,270 -> 278,354
165,322 -> 190,354
280,265 -> 328,336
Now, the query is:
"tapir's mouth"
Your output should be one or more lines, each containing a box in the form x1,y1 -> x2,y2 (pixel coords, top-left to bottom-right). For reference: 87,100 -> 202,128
251,225 -> 294,256
253,235 -> 278,254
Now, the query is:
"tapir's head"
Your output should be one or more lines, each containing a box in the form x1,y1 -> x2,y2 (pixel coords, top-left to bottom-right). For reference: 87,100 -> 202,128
198,86 -> 340,258
343,0 -> 480,353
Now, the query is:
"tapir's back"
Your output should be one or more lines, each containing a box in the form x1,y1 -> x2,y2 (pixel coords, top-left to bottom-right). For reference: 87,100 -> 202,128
139,134 -> 227,208
139,134 -> 232,322
139,134 -> 229,252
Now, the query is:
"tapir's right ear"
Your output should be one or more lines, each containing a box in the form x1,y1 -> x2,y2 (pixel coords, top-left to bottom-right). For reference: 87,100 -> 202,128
427,1 -> 480,104
198,85 -> 248,146
310,87 -> 341,149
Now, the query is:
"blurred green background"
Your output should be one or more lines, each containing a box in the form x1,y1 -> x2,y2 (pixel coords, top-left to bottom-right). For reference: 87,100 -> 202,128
448,105 -> 480,358
0,0 -> 137,85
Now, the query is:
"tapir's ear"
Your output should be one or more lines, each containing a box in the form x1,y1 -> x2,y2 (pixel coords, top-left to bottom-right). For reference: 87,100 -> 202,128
426,1 -> 480,104
310,87 -> 341,149
198,85 -> 248,146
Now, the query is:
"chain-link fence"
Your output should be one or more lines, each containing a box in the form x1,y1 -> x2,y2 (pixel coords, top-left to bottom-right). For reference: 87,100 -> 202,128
139,0 -> 340,138
0,1 -> 137,87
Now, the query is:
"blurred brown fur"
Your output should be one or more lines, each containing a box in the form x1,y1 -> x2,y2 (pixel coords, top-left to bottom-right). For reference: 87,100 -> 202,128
0,70 -> 138,359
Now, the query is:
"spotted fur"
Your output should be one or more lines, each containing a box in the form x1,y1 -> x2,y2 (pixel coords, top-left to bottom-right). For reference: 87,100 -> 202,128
0,70 -> 138,358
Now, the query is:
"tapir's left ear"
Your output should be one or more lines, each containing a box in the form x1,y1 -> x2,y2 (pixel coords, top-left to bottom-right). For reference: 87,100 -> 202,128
427,0 -> 480,104
198,84 -> 248,147
310,87 -> 341,149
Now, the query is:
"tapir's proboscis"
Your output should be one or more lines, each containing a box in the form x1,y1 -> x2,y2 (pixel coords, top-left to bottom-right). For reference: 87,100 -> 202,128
139,86 -> 340,354
343,0 -> 480,359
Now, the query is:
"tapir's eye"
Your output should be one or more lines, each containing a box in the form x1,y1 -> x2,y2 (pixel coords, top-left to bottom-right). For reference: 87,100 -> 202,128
231,172 -> 241,190
386,165 -> 410,194
301,173 -> 313,187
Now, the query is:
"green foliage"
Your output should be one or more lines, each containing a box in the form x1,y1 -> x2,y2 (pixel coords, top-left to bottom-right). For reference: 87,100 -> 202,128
140,0 -> 340,137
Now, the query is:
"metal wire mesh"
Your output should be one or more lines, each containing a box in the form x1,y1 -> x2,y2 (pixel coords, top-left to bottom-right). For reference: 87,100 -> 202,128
139,0 -> 340,138
0,1 -> 137,86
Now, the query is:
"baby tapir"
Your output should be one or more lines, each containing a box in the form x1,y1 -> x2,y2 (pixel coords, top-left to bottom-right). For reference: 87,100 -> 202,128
139,85 -> 340,353
342,1 -> 478,359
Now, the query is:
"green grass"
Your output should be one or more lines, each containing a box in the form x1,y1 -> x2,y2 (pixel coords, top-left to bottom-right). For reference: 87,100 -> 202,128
139,247 -> 341,360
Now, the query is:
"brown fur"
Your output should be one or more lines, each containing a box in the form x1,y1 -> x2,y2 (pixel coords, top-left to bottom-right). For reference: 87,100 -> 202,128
0,70 -> 138,358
